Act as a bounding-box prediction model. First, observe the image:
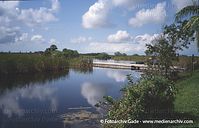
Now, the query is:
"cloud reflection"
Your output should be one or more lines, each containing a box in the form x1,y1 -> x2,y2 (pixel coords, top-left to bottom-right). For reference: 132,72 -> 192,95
107,70 -> 141,83
107,70 -> 127,82
81,82 -> 106,107
0,85 -> 58,117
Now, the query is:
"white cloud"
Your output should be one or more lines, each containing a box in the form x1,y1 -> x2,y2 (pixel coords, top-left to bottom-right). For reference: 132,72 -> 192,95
134,33 -> 160,51
0,26 -> 21,44
49,38 -> 59,44
171,0 -> 193,11
70,36 -> 92,43
82,0 -> 112,29
135,33 -> 159,44
107,30 -> 133,43
51,0 -> 60,12
129,2 -> 166,27
0,0 -> 60,44
18,7 -> 58,27
112,0 -> 144,9
87,42 -> 135,53
82,0 -> 145,29
0,1 -> 19,9
85,33 -> 159,54
17,0 -> 60,27
31,35 -> 45,43
16,33 -> 28,42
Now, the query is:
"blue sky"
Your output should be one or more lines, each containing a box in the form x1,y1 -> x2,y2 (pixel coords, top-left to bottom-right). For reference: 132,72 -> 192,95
0,0 -> 198,55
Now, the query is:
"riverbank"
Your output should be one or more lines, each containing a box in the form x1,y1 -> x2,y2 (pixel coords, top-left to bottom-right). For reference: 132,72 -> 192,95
174,70 -> 199,125
0,53 -> 69,74
0,53 -> 92,75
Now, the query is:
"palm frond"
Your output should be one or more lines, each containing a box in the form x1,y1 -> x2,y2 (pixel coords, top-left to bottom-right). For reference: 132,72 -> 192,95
175,5 -> 199,21
183,16 -> 199,31
196,32 -> 199,51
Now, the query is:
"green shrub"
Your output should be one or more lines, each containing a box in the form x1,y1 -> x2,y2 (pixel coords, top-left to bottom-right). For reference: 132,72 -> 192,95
95,53 -> 111,60
100,75 -> 176,128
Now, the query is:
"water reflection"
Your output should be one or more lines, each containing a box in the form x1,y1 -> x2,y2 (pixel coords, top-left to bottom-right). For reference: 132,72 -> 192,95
0,67 -> 139,128
71,67 -> 93,74
0,70 -> 69,91
0,85 -> 58,117
106,69 -> 141,83
107,70 -> 127,82
81,82 -> 106,107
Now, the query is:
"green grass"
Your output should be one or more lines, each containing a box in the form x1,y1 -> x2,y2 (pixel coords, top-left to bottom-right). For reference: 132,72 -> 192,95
0,53 -> 69,74
174,70 -> 199,126
0,53 -> 93,75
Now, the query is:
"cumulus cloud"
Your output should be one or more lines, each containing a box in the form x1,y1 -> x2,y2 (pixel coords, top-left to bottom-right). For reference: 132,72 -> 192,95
51,0 -> 60,12
85,33 -> 159,54
0,1 -> 19,9
87,42 -> 135,53
18,8 -> 58,27
15,33 -> 29,42
0,26 -> 21,44
17,0 -> 60,27
82,0 -> 112,29
135,33 -> 159,44
31,35 -> 45,43
107,30 -> 133,43
82,0 -> 145,29
171,0 -> 193,11
70,36 -> 92,43
49,38 -> 59,44
0,0 -> 60,44
112,0 -> 144,9
129,2 -> 166,27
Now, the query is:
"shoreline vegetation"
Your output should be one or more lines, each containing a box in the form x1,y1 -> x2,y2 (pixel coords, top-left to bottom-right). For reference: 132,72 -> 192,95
0,45 -> 93,75
1,47 -> 198,83
1,49 -> 198,75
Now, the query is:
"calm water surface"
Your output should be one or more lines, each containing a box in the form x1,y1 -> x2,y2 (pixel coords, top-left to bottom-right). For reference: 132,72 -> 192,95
0,67 -> 141,128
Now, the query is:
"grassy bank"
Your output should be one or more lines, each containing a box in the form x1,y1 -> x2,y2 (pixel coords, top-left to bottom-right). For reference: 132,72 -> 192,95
174,70 -> 199,127
0,53 -> 93,75
0,53 -> 69,74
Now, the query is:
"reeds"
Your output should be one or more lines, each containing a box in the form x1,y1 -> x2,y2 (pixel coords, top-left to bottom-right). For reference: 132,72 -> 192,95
0,53 -> 69,74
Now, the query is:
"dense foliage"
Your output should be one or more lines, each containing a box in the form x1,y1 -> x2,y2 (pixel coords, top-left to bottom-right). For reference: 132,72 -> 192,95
175,1 -> 199,49
0,45 -> 93,75
145,20 -> 196,78
44,45 -> 80,58
62,48 -> 79,58
145,36 -> 178,78
0,53 -> 68,74
99,75 -> 176,128
114,52 -> 127,56
95,52 -> 111,60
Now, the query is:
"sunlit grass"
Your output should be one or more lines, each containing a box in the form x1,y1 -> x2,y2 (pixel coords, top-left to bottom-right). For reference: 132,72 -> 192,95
0,53 -> 69,74
174,70 -> 199,127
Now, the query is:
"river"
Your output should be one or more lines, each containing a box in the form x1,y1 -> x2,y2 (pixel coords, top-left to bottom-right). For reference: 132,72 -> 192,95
0,67 -> 141,128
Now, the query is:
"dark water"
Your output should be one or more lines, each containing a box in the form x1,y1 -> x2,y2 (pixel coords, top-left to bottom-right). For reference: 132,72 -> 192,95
0,67 -> 141,128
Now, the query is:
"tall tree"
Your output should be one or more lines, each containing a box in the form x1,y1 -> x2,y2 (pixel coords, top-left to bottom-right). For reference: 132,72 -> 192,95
175,0 -> 199,50
50,44 -> 58,51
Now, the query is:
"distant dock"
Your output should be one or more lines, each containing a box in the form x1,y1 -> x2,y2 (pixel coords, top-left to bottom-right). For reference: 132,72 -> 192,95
93,61 -> 185,72
93,61 -> 147,70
